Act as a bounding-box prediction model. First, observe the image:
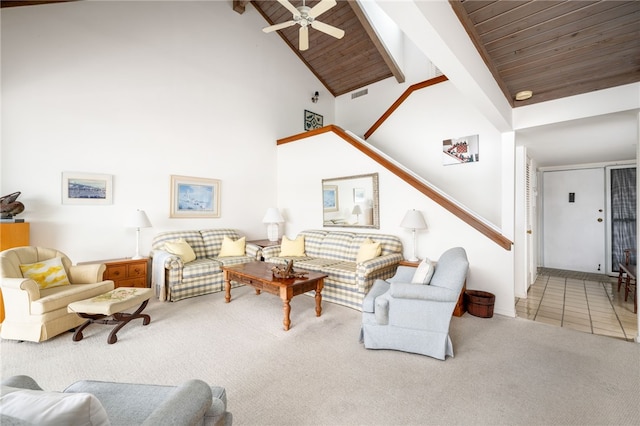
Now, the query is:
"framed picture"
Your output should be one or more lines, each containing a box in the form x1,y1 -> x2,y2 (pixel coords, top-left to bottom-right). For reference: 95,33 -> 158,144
62,172 -> 113,205
170,175 -> 221,218
323,185 -> 339,212
304,110 -> 323,131
442,134 -> 479,165
353,188 -> 365,203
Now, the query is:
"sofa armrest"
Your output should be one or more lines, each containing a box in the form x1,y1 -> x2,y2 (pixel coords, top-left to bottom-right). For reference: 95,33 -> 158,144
245,243 -> 261,261
151,250 -> 184,269
355,253 -> 403,293
261,245 -> 281,261
141,380 -> 213,426
390,282 -> 458,302
68,264 -> 106,284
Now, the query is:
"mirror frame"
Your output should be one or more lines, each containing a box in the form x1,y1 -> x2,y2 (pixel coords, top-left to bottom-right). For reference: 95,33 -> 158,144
322,173 -> 379,229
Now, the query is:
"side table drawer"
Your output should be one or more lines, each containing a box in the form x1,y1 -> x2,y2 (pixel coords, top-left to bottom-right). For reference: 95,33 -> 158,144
105,266 -> 127,280
127,263 -> 147,277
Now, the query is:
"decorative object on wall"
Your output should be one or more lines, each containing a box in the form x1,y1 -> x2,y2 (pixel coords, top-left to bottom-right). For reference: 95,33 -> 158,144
304,110 -> 323,131
311,91 -> 319,103
0,192 -> 24,219
322,173 -> 379,229
262,207 -> 285,242
262,0 -> 345,51
400,209 -> 427,262
62,172 -> 113,205
127,209 -> 152,259
170,175 -> 220,218
323,185 -> 339,212
442,134 -> 479,165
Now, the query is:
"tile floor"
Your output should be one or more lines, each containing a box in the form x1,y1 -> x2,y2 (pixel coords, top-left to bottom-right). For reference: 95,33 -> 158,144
515,268 -> 638,341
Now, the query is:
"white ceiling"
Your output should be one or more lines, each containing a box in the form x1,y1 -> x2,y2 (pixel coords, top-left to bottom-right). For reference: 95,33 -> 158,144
516,110 -> 638,168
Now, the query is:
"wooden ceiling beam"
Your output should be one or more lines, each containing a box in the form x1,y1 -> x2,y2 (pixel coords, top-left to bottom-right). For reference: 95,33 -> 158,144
347,0 -> 404,84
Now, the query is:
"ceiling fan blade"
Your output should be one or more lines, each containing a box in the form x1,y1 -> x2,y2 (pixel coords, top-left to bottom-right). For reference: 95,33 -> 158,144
299,26 -> 309,51
277,0 -> 301,17
311,20 -> 345,39
262,20 -> 296,33
308,0 -> 336,18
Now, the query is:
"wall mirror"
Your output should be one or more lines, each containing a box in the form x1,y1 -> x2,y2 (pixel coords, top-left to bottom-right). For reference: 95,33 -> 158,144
322,173 -> 379,228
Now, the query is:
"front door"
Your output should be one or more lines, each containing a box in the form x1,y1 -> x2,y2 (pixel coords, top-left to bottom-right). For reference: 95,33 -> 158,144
543,168 -> 606,273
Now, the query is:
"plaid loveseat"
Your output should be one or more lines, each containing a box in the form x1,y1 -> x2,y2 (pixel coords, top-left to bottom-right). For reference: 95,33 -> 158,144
150,229 -> 260,302
261,230 -> 403,310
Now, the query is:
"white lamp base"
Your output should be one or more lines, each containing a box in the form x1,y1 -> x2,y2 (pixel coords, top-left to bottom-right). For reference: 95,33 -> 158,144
266,223 -> 279,242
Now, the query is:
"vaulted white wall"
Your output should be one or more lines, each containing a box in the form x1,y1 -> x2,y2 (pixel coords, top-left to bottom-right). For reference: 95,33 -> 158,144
1,1 -> 333,262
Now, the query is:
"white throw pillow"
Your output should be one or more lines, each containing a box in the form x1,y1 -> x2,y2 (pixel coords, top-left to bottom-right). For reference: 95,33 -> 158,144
0,389 -> 110,426
411,258 -> 435,284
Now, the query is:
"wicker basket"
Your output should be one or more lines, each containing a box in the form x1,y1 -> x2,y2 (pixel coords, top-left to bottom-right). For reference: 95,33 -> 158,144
464,290 -> 495,318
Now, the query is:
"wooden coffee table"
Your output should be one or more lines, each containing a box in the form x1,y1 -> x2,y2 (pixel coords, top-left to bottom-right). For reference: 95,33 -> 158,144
222,262 -> 327,331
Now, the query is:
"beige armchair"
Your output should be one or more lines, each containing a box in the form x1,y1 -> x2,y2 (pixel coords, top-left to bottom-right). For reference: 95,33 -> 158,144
0,247 -> 114,342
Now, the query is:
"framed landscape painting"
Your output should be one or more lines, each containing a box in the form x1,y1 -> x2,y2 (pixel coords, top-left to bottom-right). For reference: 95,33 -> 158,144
170,175 -> 221,218
62,172 -> 113,205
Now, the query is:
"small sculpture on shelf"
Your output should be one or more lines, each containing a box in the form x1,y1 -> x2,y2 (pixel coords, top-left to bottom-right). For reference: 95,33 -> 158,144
0,192 -> 24,219
271,260 -> 308,279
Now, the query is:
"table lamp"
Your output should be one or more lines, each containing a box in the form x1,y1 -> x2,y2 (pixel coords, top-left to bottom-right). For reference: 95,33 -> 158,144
400,209 -> 427,262
127,209 -> 152,259
262,208 -> 284,242
352,205 -> 362,224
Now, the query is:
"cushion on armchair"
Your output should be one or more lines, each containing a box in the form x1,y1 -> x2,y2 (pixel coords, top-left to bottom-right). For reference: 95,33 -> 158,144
19,257 -> 70,289
411,258 -> 435,284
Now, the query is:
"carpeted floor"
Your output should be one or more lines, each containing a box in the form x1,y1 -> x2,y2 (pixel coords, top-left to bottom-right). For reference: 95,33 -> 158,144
2,286 -> 639,425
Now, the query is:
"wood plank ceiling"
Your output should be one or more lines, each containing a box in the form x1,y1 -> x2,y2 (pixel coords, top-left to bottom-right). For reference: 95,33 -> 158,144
450,0 -> 640,106
238,0 -> 403,97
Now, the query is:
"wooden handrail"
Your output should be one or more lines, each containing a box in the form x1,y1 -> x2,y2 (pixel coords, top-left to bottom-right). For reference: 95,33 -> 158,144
364,75 -> 449,140
278,125 -> 513,251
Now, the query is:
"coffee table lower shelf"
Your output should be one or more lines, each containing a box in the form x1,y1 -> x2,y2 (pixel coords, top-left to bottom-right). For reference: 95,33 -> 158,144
222,262 -> 327,331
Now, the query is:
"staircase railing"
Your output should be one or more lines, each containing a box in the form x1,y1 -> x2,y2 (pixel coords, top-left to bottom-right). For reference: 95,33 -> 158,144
278,125 -> 513,251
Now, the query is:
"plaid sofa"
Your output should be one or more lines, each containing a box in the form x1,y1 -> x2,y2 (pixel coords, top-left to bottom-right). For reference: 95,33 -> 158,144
261,230 -> 403,310
150,229 -> 260,302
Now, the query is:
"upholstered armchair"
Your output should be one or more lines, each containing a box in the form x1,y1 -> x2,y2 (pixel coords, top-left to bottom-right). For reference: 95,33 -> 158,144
0,247 -> 114,342
360,247 -> 469,360
1,375 -> 232,426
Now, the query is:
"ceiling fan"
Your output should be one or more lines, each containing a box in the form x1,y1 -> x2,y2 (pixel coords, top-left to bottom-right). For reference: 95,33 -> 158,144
262,0 -> 345,51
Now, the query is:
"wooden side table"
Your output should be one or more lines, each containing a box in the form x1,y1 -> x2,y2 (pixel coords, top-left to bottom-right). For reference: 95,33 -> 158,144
103,258 -> 149,288
247,239 -> 281,261
399,258 -> 466,317
0,222 -> 30,323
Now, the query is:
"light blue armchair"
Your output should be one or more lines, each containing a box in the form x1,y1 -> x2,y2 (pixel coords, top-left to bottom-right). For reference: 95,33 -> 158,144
360,247 -> 469,360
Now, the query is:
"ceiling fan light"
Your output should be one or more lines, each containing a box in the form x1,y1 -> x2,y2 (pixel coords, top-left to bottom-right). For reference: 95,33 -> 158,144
515,90 -> 533,101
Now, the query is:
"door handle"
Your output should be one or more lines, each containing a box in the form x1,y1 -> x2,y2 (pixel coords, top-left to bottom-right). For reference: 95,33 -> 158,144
597,218 -> 603,222
526,230 -> 532,234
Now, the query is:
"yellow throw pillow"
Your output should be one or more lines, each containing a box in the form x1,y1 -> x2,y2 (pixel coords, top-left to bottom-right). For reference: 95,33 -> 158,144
356,238 -> 382,263
20,257 -> 71,289
219,236 -> 246,257
279,235 -> 305,257
164,238 -> 197,263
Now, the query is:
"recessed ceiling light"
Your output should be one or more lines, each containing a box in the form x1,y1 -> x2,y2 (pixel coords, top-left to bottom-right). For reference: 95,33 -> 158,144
515,90 -> 533,101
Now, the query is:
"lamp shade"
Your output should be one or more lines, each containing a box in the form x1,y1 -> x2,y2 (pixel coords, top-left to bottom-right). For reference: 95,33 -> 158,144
262,208 -> 284,223
127,209 -> 152,229
352,205 -> 362,215
400,209 -> 426,230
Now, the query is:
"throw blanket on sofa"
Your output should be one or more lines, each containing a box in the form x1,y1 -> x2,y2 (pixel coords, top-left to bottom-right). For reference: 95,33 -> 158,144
152,251 -> 173,302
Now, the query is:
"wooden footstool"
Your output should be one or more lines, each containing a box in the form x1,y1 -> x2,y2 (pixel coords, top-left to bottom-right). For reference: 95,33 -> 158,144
68,287 -> 153,344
